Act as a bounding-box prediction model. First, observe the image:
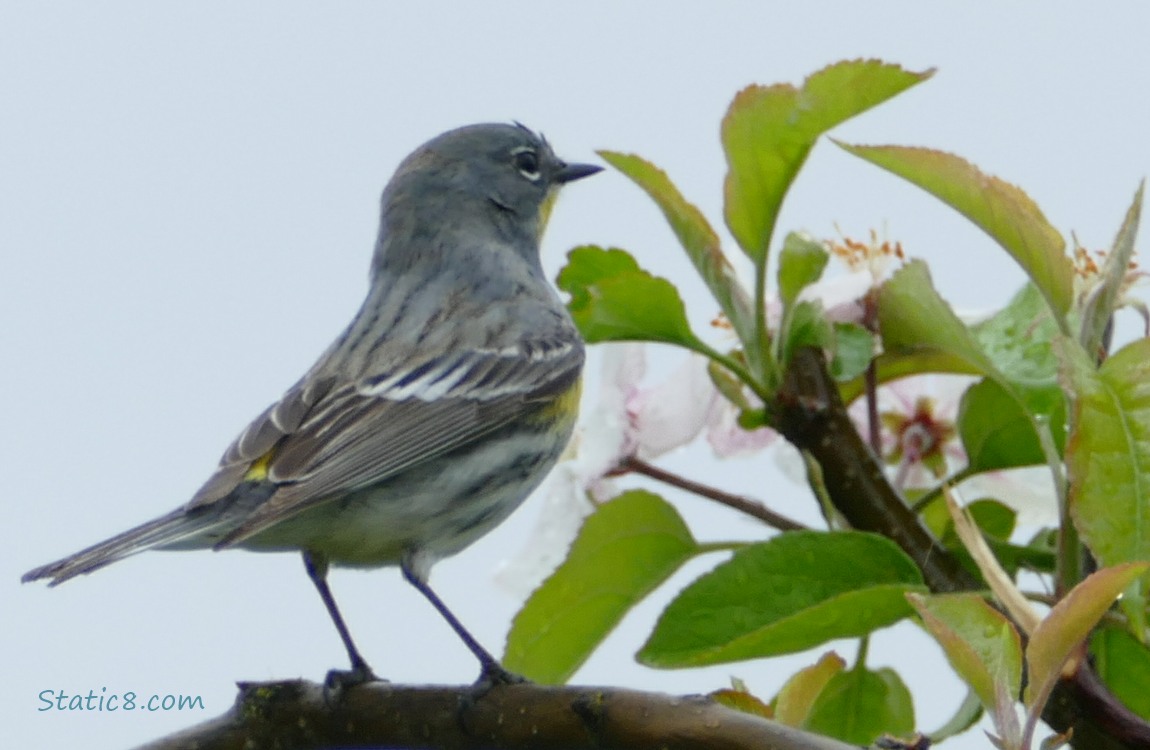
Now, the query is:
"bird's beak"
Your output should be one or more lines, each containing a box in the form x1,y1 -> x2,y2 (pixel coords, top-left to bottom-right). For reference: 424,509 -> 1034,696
554,162 -> 603,184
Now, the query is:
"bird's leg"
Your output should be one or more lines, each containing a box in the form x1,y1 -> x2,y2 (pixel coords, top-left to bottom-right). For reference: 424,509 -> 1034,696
400,554 -> 525,687
302,550 -> 380,690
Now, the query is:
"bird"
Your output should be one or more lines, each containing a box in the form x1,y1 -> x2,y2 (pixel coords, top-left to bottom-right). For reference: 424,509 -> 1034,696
22,122 -> 601,686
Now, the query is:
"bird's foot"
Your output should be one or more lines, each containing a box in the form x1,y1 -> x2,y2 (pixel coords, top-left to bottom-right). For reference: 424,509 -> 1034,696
477,661 -> 527,687
461,659 -> 528,706
322,659 -> 384,704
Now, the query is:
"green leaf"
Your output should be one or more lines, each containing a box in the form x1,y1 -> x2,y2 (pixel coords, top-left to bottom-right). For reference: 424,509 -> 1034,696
708,358 -> 753,412
958,379 -> 1032,472
1079,183 -> 1144,356
637,531 -> 925,667
777,232 -> 830,306
927,690 -> 985,744
879,260 -> 996,377
779,300 -> 834,368
908,593 -> 1022,722
966,499 -> 1018,540
836,143 -> 1072,318
1028,527 -> 1059,555
1065,338 -> 1150,579
774,652 -> 847,727
1092,624 -> 1150,719
710,688 -> 774,720
723,60 -> 932,263
988,531 -> 1058,577
737,408 -> 769,430
503,490 -> 698,684
954,284 -> 1067,475
829,322 -> 875,382
972,283 -> 1063,388
558,246 -> 706,349
599,151 -> 755,345
927,497 -> 1016,542
838,349 -> 983,404
988,540 -> 1056,577
878,265 -> 1066,504
1024,562 -> 1150,711
959,378 -> 1066,473
1022,563 -> 1150,747
804,666 -> 916,744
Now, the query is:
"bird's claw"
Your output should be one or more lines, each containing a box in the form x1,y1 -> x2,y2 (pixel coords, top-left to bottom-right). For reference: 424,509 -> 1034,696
322,660 -> 384,704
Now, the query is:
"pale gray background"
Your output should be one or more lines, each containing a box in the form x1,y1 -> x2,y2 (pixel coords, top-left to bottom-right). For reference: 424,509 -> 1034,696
4,3 -> 1149,748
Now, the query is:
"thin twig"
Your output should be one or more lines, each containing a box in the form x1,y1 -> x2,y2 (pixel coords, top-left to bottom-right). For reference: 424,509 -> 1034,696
863,289 -> 883,456
865,360 -> 882,456
620,456 -> 807,532
909,466 -> 974,514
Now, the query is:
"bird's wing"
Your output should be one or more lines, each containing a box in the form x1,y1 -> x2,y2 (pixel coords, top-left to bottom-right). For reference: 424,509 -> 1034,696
194,336 -> 583,546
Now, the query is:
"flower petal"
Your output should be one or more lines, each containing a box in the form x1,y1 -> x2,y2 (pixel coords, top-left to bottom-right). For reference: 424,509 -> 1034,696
630,354 -> 720,458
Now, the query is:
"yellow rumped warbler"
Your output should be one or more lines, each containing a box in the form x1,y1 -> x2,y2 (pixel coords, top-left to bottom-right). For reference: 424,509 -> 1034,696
23,122 -> 600,685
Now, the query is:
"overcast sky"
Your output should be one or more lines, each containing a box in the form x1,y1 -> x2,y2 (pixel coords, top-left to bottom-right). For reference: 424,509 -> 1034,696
5,3 -> 1150,748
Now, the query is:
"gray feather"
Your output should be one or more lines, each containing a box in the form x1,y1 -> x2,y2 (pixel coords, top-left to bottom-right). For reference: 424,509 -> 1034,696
22,509 -> 225,586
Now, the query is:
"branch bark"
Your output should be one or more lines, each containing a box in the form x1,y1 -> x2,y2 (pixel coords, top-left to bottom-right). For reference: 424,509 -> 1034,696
133,680 -> 860,750
774,347 -> 978,592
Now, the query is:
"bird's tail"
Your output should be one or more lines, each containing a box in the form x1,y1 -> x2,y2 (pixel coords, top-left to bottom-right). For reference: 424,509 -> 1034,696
21,507 -> 227,586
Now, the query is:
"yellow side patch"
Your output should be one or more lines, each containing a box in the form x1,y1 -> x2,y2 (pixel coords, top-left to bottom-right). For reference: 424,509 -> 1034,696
243,451 -> 274,482
533,377 -> 583,425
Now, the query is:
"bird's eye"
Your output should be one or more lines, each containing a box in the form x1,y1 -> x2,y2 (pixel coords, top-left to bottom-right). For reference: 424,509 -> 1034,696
512,148 -> 541,181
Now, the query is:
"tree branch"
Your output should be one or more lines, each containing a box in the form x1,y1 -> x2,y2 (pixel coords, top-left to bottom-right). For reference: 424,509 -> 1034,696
133,680 -> 861,750
773,346 -> 1150,750
774,347 -> 977,593
620,456 -> 808,531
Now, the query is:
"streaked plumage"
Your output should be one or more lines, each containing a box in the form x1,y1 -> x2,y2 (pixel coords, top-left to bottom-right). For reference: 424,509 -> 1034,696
23,123 -> 600,682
